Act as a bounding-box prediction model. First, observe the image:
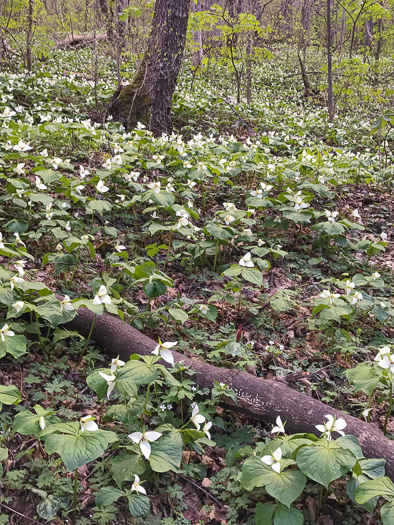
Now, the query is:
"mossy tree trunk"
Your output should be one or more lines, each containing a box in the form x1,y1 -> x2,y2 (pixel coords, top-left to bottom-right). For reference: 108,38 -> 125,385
109,0 -> 190,136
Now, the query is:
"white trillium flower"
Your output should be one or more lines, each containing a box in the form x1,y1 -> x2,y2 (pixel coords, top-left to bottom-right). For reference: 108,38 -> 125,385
39,416 -> 46,430
351,291 -> 363,304
257,239 -> 265,246
344,280 -> 355,295
0,232 -> 4,249
128,431 -> 162,460
93,285 -> 111,305
351,209 -> 361,219
79,165 -> 89,178
110,357 -> 126,373
15,163 -> 25,175
381,232 -> 388,241
102,159 -> 112,169
262,447 -> 282,473
199,304 -> 209,315
115,243 -> 126,252
315,414 -> 347,441
325,210 -> 339,223
60,295 -> 74,312
202,421 -> 212,440
75,184 -> 85,195
239,252 -> 254,268
10,276 -> 24,290
14,260 -> 26,277
97,180 -> 109,193
251,189 -> 263,199
190,404 -> 206,431
361,408 -> 372,421
152,341 -> 177,365
271,416 -> 285,434
98,371 -> 116,398
375,346 -> 391,363
65,221 -> 71,232
35,176 -> 47,190
224,215 -> 235,225
371,272 -> 381,281
13,301 -> 24,313
112,155 -> 122,165
148,181 -> 161,194
1,324 -> 15,342
320,290 -> 340,305
80,415 -> 99,433
377,352 -> 394,374
131,474 -> 146,495
223,202 -> 236,212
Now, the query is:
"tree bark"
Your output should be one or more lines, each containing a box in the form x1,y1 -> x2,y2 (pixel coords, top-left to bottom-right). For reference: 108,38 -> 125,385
327,0 -> 334,122
192,0 -> 204,68
26,0 -> 34,72
109,0 -> 190,136
64,308 -> 394,481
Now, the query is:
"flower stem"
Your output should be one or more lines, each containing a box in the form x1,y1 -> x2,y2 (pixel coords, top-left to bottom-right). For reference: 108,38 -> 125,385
78,314 -> 96,365
141,383 -> 151,429
163,231 -> 173,271
213,240 -> 219,272
72,468 -> 78,524
384,381 -> 393,435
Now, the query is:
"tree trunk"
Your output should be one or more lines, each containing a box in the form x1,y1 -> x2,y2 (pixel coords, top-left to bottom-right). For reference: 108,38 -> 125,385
192,0 -> 204,68
327,0 -> 334,122
109,0 -> 190,136
64,308 -> 394,481
26,0 -> 34,72
339,7 -> 346,54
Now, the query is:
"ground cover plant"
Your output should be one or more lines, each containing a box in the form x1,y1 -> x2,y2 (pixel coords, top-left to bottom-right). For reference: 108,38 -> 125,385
1,0 -> 394,524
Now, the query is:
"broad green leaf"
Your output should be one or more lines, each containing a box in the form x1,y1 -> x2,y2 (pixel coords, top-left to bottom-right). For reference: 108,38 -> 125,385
274,503 -> 304,525
0,334 -> 27,359
255,502 -> 276,525
149,432 -> 183,473
240,456 -> 272,490
45,429 -> 118,471
86,369 -> 113,400
335,435 -> 364,460
110,452 -> 146,488
355,477 -> 394,504
296,440 -> 357,488
241,267 -> 263,286
168,308 -> 188,324
347,475 -> 378,513
345,364 -> 381,395
116,360 -> 160,389
0,385 -> 21,405
263,469 -> 306,508
14,408 -> 61,436
128,492 -> 150,518
95,486 -> 125,506
0,447 -> 8,461
36,495 -> 64,520
381,499 -> 394,525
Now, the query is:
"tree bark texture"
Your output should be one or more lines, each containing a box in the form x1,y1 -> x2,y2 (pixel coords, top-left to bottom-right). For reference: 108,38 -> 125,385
327,0 -> 334,122
64,307 -> 394,481
26,0 -> 34,72
109,0 -> 190,136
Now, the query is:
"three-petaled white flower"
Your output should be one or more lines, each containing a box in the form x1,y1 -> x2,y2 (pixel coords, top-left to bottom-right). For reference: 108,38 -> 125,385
271,416 -> 285,434
148,181 -> 161,194
12,301 -> 24,313
344,280 -> 355,295
376,348 -> 394,374
102,159 -> 112,169
262,447 -> 282,473
315,414 -> 347,441
224,215 -> 235,225
371,272 -> 381,281
97,180 -> 109,193
128,431 -> 162,460
1,324 -> 15,342
239,252 -> 254,268
35,176 -> 47,190
202,421 -> 212,440
320,290 -> 340,305
98,371 -> 116,398
110,356 -> 125,373
361,408 -> 372,421
351,291 -> 363,304
79,165 -> 89,178
10,276 -> 24,290
223,202 -> 236,212
199,304 -> 209,315
152,341 -> 177,365
115,243 -> 126,252
14,260 -> 26,277
80,415 -> 99,433
131,474 -> 146,495
60,295 -> 74,312
93,285 -> 111,305
325,210 -> 339,223
374,346 -> 391,364
190,405 -> 206,430
112,155 -> 122,165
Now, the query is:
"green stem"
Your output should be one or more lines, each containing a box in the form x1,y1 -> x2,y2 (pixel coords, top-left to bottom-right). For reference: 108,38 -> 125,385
163,230 -> 173,271
213,240 -> 219,272
72,468 -> 78,525
78,314 -> 96,364
35,313 -> 43,348
384,382 -> 393,435
68,246 -> 80,288
141,383 -> 151,429
237,278 -> 243,321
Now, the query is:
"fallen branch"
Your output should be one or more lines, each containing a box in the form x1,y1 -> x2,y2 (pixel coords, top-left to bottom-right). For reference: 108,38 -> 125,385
64,308 -> 394,480
56,34 -> 107,49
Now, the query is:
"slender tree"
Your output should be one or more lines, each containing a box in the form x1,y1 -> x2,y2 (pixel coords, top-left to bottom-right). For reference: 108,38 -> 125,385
327,0 -> 334,122
109,0 -> 191,136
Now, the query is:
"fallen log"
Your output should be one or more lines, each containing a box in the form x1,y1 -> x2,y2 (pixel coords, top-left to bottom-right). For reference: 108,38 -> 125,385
56,34 -> 107,49
65,308 -> 394,480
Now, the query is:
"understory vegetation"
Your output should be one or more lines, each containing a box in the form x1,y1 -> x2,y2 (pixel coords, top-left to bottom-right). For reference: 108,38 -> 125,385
0,9 -> 394,524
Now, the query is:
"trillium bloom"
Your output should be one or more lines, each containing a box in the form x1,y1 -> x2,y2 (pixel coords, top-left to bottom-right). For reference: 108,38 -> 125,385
79,165 -> 89,178
51,157 -> 62,170
80,415 -> 99,433
271,416 -> 285,434
351,209 -> 361,219
315,414 -> 347,441
371,272 -> 381,281
361,408 -> 372,421
14,140 -> 32,152
176,216 -> 189,229
239,252 -> 254,268
60,295 -> 74,312
14,260 -> 26,277
202,421 -> 212,440
251,188 -> 263,198
10,276 -> 24,289
97,180 -> 109,193
1,324 -> 15,342
190,405 -> 206,430
223,202 -> 236,212
112,155 -> 122,165
0,232 -> 4,249
224,215 -> 235,225
128,431 -> 162,460
98,371 -> 116,398
15,163 -> 25,175
93,285 -> 111,305
344,280 -> 355,295
325,210 -> 339,223
377,352 -> 394,374
187,179 -> 196,189
102,159 -> 112,169
110,356 -> 126,373
131,475 -> 146,495
199,304 -> 209,315
257,239 -> 265,246
375,346 -> 391,363
320,290 -> 340,305
39,416 -> 46,430
115,243 -> 126,252
260,182 -> 273,192
65,221 -> 71,232
148,181 -> 161,194
12,301 -> 24,313
152,341 -> 177,365
262,447 -> 282,473
75,185 -> 85,195
381,232 -> 388,241
35,176 -> 47,190
294,196 -> 308,209
351,291 -> 363,304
